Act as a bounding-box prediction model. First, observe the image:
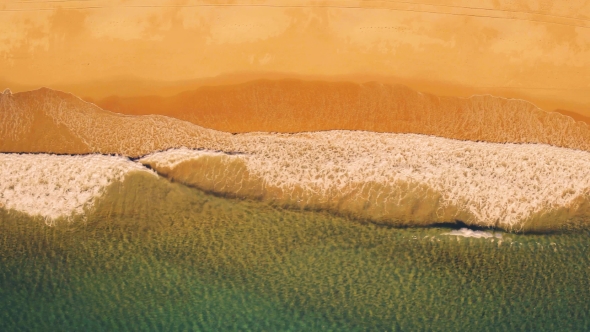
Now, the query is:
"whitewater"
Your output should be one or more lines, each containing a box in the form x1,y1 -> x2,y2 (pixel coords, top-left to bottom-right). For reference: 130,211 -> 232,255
3,131 -> 590,231
0,154 -> 153,222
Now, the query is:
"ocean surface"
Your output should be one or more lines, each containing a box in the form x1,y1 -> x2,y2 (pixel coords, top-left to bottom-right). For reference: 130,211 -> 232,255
1,142 -> 590,330
0,83 -> 590,331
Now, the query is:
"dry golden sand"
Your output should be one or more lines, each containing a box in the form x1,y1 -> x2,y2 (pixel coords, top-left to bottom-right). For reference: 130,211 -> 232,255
2,1 -> 589,116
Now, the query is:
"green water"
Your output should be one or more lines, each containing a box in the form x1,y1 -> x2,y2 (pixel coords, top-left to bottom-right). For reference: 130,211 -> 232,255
1,173 -> 589,331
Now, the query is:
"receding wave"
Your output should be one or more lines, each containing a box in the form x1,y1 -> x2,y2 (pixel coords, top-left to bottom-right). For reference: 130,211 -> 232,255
0,88 -> 231,157
94,80 -> 590,151
141,132 -> 590,232
0,153 -> 153,222
3,85 -> 590,158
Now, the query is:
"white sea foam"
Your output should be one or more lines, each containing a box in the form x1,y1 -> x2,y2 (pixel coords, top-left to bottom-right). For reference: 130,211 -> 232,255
143,148 -> 230,169
5,131 -> 590,231
443,228 -> 499,239
142,131 -> 590,231
0,153 -> 153,222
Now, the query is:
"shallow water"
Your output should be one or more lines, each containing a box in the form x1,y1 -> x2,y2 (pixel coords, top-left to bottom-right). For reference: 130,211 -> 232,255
1,172 -> 589,331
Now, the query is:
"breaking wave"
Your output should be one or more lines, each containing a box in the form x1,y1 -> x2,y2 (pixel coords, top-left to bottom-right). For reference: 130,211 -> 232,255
141,132 -> 590,232
0,153 -> 153,222
3,132 -> 590,232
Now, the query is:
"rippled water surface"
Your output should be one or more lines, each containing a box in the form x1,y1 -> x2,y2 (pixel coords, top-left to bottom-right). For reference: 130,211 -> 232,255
1,173 -> 589,331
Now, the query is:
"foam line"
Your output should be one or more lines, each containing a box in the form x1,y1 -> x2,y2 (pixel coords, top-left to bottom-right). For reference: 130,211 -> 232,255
443,228 -> 501,239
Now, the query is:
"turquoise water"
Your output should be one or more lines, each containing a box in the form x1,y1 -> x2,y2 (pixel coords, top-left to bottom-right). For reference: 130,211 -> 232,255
1,173 -> 589,331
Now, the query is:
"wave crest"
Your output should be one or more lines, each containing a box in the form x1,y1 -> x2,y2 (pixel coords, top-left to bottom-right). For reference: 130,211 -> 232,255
141,132 -> 590,232
0,154 -> 154,222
